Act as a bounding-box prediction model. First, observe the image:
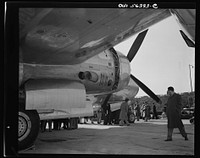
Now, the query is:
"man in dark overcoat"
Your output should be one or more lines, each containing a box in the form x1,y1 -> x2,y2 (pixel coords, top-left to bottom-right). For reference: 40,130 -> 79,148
153,103 -> 158,119
144,103 -> 151,122
119,98 -> 130,126
165,86 -> 188,141
103,103 -> 112,125
135,102 -> 141,121
97,107 -> 102,124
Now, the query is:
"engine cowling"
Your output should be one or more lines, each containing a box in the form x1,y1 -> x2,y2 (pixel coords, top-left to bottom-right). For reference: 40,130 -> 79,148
117,51 -> 131,91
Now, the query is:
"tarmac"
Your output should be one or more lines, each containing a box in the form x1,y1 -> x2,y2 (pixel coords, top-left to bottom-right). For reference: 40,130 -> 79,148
19,118 -> 194,155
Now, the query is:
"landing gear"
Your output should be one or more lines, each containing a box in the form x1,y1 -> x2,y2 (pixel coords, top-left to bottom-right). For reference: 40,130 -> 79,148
18,110 -> 40,150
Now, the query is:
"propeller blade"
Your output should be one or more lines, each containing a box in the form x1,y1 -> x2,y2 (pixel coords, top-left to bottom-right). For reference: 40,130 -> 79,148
130,74 -> 162,104
127,29 -> 148,62
179,30 -> 195,47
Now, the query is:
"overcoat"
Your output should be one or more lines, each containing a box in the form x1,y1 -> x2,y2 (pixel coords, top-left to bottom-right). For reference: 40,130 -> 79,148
119,102 -> 128,120
135,105 -> 141,117
166,93 -> 184,128
145,105 -> 151,118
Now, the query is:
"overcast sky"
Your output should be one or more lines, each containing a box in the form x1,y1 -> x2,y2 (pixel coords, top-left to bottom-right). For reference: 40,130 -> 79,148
114,16 -> 195,97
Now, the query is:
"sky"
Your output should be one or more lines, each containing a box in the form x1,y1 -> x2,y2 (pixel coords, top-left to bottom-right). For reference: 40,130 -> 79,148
114,16 -> 195,97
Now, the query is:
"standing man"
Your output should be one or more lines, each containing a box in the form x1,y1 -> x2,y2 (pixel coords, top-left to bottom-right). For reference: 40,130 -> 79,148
104,103 -> 112,125
119,98 -> 130,126
144,103 -> 151,122
141,102 -> 146,120
107,103 -> 112,125
135,102 -> 141,121
97,107 -> 102,124
165,86 -> 188,141
41,120 -> 46,132
153,103 -> 158,119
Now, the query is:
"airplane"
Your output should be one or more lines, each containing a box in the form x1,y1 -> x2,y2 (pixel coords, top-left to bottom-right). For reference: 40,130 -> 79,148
17,8 -> 195,150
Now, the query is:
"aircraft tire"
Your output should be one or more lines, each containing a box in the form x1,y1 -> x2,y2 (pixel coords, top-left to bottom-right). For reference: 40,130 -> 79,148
189,117 -> 194,124
128,113 -> 135,123
18,110 -> 40,150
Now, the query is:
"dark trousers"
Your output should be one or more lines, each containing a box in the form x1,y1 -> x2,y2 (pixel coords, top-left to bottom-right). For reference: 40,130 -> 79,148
136,112 -> 140,121
167,126 -> 187,139
41,120 -> 52,132
153,112 -> 158,119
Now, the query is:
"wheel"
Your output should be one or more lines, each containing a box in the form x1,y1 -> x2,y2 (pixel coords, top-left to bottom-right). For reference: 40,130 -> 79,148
18,110 -> 40,150
189,117 -> 194,124
128,113 -> 135,123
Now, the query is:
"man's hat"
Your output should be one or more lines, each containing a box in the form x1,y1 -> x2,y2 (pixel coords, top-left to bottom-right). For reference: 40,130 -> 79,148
168,86 -> 174,91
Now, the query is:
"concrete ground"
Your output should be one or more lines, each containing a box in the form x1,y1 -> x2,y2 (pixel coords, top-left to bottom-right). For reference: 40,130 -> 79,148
19,118 -> 194,155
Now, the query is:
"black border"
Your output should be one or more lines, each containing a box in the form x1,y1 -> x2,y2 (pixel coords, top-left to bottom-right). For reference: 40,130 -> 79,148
4,1 -> 197,8
3,1 -> 198,157
4,2 -> 19,157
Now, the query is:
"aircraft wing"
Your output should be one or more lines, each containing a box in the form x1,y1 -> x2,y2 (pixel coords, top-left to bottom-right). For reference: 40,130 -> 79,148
20,8 -> 171,65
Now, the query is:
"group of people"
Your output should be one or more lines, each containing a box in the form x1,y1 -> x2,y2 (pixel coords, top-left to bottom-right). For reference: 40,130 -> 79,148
82,98 -> 158,126
40,118 -> 78,132
82,99 -> 132,126
40,86 -> 189,142
95,99 -> 133,126
134,101 -> 158,122
91,103 -> 114,125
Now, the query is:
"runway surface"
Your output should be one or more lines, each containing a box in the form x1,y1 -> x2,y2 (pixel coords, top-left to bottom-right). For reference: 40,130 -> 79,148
19,118 -> 194,155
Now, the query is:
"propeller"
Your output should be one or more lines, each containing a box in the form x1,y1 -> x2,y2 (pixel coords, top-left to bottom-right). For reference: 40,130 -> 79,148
130,74 -> 162,104
127,29 -> 148,62
127,29 -> 162,104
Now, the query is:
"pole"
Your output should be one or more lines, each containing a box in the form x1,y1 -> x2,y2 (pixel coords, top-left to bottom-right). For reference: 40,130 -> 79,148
189,64 -> 193,92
